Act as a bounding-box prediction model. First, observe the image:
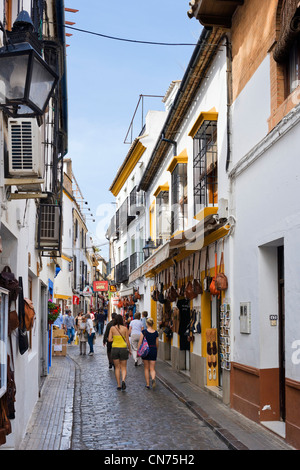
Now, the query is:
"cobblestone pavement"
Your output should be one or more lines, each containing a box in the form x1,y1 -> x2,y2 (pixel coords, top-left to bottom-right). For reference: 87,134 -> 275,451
68,336 -> 228,451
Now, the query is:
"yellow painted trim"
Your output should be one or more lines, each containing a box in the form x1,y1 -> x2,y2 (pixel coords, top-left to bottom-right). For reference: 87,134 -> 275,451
110,141 -> 146,196
54,294 -> 72,300
202,225 -> 230,247
167,154 -> 188,174
171,230 -> 184,239
63,189 -> 74,202
61,254 -> 72,262
193,206 -> 218,221
188,108 -> 218,139
146,225 -> 229,276
153,183 -> 169,197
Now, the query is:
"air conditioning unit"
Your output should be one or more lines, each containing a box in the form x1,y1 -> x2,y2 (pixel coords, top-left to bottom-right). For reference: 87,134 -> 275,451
8,118 -> 44,177
37,204 -> 61,250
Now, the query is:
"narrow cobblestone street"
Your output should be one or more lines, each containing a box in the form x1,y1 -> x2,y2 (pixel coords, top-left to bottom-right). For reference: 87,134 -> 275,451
67,336 -> 228,451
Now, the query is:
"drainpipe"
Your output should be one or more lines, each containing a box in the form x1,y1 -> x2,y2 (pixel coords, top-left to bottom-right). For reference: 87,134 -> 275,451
225,34 -> 232,172
161,133 -> 177,156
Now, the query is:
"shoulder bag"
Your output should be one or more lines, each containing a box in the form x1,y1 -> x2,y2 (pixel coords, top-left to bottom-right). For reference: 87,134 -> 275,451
137,331 -> 150,358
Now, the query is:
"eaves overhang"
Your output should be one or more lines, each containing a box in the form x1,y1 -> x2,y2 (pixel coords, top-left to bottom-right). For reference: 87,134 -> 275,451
109,139 -> 146,197
187,0 -> 244,28
137,26 -> 224,193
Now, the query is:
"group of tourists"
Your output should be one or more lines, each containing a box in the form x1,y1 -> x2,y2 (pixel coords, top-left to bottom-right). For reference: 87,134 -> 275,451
57,307 -> 159,390
103,311 -> 159,391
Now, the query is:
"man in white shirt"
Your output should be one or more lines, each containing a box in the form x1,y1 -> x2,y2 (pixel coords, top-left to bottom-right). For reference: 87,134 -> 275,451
86,314 -> 96,356
129,312 -> 143,366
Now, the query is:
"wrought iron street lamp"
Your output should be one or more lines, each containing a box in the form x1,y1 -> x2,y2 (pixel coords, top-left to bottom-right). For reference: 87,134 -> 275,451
142,237 -> 157,260
0,11 -> 58,117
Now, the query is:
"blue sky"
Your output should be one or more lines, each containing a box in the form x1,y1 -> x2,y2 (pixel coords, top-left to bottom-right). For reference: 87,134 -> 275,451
65,1 -> 202,255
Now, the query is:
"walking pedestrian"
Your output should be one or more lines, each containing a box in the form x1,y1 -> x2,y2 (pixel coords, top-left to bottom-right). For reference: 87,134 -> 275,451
63,310 -> 75,344
86,314 -> 96,356
137,317 -> 159,389
103,312 -> 117,369
129,312 -> 143,366
108,314 -> 131,390
78,314 -> 88,355
141,311 -> 148,330
97,309 -> 105,335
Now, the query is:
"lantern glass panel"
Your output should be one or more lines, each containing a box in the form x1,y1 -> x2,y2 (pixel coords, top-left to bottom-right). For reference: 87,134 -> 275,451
29,56 -> 56,111
0,54 -> 28,102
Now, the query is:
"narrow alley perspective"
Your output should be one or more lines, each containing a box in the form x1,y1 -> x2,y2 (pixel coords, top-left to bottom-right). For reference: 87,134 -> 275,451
18,334 -> 292,454
1,0 -> 300,458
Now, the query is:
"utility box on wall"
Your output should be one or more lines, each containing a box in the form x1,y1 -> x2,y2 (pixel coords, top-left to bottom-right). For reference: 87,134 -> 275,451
240,302 -> 251,334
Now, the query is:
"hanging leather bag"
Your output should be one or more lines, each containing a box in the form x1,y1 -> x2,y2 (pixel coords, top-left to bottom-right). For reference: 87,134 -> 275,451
210,252 -> 221,298
203,247 -> 212,292
134,287 -> 141,300
215,252 -> 228,291
185,259 -> 197,300
193,252 -> 203,295
24,298 -> 35,331
18,277 -> 29,355
8,308 -> 19,336
0,266 -> 20,304
158,275 -> 166,304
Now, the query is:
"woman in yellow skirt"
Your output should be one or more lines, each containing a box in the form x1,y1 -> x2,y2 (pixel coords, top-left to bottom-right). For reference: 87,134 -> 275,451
108,314 -> 131,390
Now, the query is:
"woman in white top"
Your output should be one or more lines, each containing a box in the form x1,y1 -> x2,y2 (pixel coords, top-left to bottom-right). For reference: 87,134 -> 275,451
129,312 -> 143,366
86,314 -> 96,356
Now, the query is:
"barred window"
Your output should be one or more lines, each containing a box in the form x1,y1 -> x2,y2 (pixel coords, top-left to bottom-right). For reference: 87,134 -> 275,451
156,190 -> 170,245
193,120 -> 218,215
171,163 -> 187,234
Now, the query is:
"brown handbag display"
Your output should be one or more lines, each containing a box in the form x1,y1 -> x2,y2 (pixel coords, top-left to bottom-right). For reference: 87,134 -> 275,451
8,309 -> 19,336
185,259 -> 197,300
24,298 -> 35,331
203,247 -> 212,292
215,252 -> 228,291
0,266 -> 20,304
209,252 -> 221,298
193,252 -> 203,295
134,287 -> 141,300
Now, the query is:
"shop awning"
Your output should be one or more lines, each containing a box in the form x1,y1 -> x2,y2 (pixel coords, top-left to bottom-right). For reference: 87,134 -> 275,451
120,287 -> 134,297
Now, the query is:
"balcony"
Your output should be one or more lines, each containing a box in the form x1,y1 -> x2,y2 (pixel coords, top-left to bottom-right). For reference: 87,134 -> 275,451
129,186 -> 145,216
129,252 -> 144,273
115,258 -> 129,284
119,197 -> 135,233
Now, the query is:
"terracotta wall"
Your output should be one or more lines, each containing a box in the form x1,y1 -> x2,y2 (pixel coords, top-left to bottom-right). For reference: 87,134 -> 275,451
231,363 -> 300,448
231,0 -> 277,102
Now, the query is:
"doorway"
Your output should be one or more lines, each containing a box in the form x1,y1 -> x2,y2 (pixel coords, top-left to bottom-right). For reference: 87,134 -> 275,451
278,245 -> 285,422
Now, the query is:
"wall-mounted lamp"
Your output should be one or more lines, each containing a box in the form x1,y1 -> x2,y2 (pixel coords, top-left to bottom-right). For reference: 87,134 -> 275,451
0,11 -> 58,117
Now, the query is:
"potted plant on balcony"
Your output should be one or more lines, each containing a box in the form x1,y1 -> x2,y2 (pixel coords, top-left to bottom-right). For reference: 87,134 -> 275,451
48,300 -> 61,324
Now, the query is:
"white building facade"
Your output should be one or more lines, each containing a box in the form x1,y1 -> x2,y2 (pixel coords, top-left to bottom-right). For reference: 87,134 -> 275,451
0,0 -> 68,448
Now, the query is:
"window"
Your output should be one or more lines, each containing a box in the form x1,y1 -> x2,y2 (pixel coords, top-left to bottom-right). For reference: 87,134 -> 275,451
193,120 -> 218,215
286,36 -> 300,96
156,190 -> 170,245
270,2 -> 300,130
171,163 -> 187,234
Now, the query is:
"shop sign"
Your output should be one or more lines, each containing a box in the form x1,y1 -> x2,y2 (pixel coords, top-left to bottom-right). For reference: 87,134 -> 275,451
93,281 -> 108,292
83,285 -> 93,296
141,242 -> 170,275
73,295 -> 80,305
109,285 -> 117,292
